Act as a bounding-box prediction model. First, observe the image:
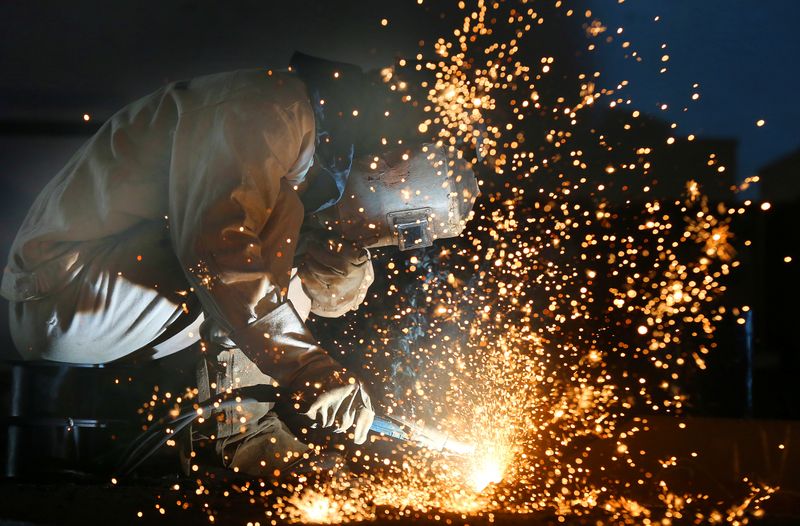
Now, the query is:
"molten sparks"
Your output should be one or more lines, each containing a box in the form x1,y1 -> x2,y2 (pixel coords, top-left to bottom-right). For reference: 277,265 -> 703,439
466,445 -> 509,492
137,2 -> 777,524
283,490 -> 373,524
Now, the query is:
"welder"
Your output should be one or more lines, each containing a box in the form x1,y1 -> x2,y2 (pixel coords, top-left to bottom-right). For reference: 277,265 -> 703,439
1,53 -> 478,476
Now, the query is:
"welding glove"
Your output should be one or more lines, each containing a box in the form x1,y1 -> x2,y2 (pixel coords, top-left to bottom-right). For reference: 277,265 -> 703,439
287,366 -> 375,444
297,232 -> 373,318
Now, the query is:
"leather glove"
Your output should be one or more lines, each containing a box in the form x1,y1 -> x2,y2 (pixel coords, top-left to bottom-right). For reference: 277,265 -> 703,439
223,290 -> 373,445
297,232 -> 373,318
288,366 -> 375,444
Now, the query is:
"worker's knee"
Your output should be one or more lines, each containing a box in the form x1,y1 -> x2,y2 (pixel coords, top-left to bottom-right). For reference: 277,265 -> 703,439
11,300 -> 125,363
220,413 -> 308,477
9,273 -> 191,364
8,223 -> 199,363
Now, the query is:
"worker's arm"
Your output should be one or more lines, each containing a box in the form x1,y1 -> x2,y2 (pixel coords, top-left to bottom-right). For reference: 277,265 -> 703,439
168,83 -> 373,441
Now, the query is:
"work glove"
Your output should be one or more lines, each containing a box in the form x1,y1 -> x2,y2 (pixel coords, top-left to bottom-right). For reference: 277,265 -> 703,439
297,232 -> 374,318
287,365 -> 375,444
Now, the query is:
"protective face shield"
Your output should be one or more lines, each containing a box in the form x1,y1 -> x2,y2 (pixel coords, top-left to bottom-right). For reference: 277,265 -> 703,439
315,144 -> 479,251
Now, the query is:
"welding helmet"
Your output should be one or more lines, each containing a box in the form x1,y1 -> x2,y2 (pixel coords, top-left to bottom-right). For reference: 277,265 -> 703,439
315,143 -> 479,251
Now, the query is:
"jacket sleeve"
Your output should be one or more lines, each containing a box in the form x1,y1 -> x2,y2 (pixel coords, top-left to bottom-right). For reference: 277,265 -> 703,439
168,87 -> 343,388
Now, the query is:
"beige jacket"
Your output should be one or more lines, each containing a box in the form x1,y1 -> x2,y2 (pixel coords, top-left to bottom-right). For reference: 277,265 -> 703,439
1,69 -> 343,387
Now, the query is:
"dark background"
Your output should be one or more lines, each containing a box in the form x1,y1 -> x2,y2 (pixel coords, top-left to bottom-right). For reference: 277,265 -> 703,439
1,0 -> 798,418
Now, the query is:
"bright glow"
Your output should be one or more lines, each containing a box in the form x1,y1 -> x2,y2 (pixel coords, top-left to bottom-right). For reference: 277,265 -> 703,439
467,451 -> 506,492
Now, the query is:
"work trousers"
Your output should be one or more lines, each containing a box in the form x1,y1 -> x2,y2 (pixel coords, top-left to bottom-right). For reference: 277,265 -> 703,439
196,346 -> 307,476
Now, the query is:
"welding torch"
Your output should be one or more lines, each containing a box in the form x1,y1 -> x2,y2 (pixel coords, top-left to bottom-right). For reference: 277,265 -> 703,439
369,413 -> 475,455
229,384 -> 475,455
117,384 -> 473,476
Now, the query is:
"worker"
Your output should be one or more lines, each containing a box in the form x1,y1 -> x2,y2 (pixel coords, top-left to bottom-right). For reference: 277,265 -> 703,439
1,53 -> 478,476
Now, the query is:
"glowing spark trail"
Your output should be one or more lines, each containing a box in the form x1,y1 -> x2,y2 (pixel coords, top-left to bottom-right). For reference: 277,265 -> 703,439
287,1 -> 774,522
136,2 -> 778,524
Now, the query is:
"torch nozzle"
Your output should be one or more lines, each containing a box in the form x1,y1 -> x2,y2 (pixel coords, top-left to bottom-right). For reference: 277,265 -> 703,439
371,415 -> 476,456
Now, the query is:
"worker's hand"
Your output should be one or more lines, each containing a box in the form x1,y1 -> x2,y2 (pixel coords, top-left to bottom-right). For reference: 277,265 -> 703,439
297,232 -> 373,318
305,379 -> 374,444
288,367 -> 375,444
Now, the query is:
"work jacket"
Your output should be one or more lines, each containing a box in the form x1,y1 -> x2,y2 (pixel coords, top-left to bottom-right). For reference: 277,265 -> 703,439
1,69 -> 344,388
